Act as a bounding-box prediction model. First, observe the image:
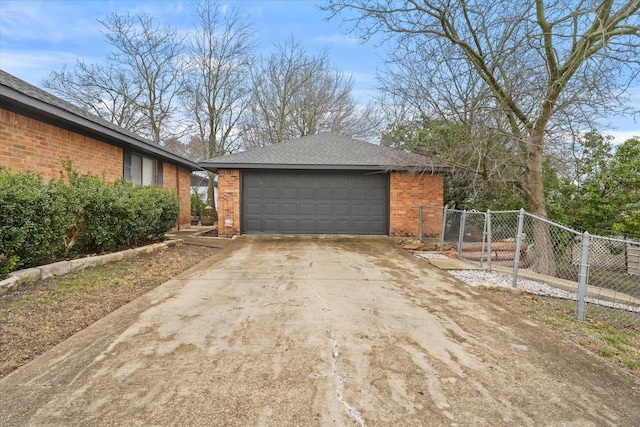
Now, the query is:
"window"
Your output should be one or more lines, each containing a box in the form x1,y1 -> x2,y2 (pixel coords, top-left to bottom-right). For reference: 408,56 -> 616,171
124,151 -> 163,187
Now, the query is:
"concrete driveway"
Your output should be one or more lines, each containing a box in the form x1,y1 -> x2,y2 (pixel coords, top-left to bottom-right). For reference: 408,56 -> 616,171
1,236 -> 639,426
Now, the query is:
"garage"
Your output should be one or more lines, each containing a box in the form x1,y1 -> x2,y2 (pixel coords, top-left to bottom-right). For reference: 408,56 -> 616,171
242,170 -> 388,234
200,133 -> 449,238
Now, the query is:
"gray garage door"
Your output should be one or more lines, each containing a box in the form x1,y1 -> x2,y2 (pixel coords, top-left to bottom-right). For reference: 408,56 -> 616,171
242,170 -> 388,234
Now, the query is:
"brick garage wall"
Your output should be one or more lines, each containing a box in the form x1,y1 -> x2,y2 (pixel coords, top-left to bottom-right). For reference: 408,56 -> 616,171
1,108 -> 122,182
163,163 -> 192,228
217,169 -> 240,237
389,172 -> 444,237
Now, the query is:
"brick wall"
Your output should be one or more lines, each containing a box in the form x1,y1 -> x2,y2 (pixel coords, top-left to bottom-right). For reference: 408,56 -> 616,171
217,169 -> 240,237
389,172 -> 444,237
163,162 -> 192,228
1,108 -> 122,181
1,107 -> 193,229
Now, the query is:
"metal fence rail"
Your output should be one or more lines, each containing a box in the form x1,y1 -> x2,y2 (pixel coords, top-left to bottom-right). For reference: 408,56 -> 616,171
419,206 -> 640,325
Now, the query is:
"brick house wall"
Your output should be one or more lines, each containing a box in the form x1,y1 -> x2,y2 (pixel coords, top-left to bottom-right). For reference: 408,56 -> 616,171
162,162 -> 194,227
1,109 -> 122,181
217,169 -> 241,237
1,107 -> 193,228
215,168 -> 444,238
389,172 -> 444,237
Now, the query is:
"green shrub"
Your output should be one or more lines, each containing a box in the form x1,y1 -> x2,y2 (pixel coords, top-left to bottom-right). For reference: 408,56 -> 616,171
58,162 -> 180,253
0,162 -> 180,275
0,255 -> 19,281
0,168 -> 67,270
191,194 -> 206,216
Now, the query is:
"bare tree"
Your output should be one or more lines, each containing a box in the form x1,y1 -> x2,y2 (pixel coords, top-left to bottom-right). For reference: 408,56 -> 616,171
182,0 -> 255,160
180,0 -> 256,217
45,13 -> 183,145
324,0 -> 640,274
243,37 -> 379,147
43,62 -> 147,134
100,12 -> 184,144
378,38 -> 531,207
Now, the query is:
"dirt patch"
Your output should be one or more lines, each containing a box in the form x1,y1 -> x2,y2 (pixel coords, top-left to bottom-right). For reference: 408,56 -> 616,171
0,243 -> 220,378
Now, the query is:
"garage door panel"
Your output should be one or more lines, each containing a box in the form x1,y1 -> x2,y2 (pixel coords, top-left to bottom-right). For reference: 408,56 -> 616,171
335,176 -> 350,186
370,220 -> 386,231
370,205 -> 386,216
263,175 -> 280,186
261,219 -> 279,231
352,189 -> 367,200
351,220 -> 370,233
280,219 -> 297,233
245,188 -> 261,198
244,203 -> 262,215
335,204 -> 350,216
317,220 -> 333,233
334,220 -> 350,233
242,170 -> 388,234
317,203 -> 333,215
335,188 -> 350,200
317,188 -> 333,199
298,176 -> 315,186
299,203 -> 315,215
370,188 -> 386,200
299,188 -> 315,199
299,219 -> 315,233
263,203 -> 280,215
263,188 -> 279,199
282,188 -> 297,199
282,203 -> 297,215
245,219 -> 262,230
351,204 -> 368,216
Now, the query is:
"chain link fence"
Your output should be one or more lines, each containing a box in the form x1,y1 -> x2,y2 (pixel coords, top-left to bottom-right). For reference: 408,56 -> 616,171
418,206 -> 640,325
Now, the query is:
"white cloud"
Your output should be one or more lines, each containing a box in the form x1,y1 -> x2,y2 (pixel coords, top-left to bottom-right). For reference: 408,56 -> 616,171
605,130 -> 640,144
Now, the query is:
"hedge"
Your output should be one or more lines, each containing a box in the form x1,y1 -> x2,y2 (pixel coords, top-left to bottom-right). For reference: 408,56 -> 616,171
0,162 -> 180,278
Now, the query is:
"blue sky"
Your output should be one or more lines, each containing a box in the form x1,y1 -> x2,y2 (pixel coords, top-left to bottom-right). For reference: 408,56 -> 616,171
0,0 -> 380,101
1,0 -> 638,142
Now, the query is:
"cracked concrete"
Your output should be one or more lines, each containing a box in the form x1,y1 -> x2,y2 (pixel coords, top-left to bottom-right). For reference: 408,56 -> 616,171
316,292 -> 366,426
1,235 -> 639,426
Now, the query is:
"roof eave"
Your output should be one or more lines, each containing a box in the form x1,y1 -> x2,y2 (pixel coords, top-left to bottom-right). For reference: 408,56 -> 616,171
198,162 -> 450,173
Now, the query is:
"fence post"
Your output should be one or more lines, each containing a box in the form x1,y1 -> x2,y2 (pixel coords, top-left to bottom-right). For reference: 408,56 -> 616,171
440,207 -> 448,250
458,210 -> 466,258
487,210 -> 492,272
512,208 -> 525,287
577,232 -> 590,322
419,205 -> 423,243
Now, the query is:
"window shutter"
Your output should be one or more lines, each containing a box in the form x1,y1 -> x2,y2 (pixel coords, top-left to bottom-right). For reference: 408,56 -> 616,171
157,161 -> 164,187
123,150 -> 131,182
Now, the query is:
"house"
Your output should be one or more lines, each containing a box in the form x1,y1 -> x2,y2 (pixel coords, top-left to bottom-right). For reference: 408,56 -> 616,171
199,133 -> 450,237
0,70 -> 200,228
190,173 -> 218,209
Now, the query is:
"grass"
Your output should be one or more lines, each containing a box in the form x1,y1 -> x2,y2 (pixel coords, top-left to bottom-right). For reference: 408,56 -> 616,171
505,290 -> 640,374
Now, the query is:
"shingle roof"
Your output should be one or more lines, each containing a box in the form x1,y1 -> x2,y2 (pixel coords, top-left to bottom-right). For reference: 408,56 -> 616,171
0,69 -> 200,170
199,133 -> 449,172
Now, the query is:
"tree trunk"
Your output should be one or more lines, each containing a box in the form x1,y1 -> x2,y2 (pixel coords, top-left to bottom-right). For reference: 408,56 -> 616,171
527,127 -> 556,276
